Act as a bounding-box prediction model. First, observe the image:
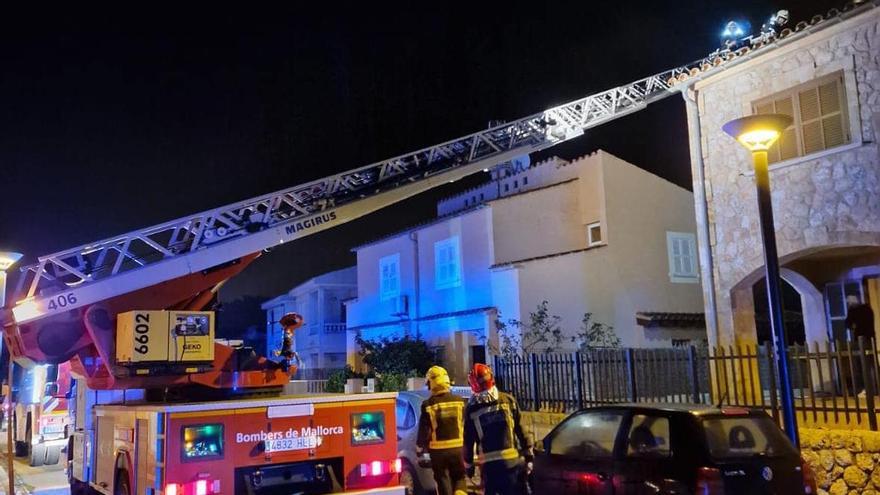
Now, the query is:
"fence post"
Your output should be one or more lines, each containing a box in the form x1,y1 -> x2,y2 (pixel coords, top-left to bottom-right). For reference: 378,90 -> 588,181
573,352 -> 584,410
764,342 -> 780,424
858,337 -> 877,431
494,354 -> 503,390
688,345 -> 701,404
625,348 -> 638,402
530,354 -> 540,411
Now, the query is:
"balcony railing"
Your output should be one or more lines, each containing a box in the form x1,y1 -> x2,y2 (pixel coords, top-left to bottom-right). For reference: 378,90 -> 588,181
323,323 -> 346,334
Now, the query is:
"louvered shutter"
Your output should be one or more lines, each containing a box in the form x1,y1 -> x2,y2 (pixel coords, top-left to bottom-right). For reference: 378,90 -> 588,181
819,79 -> 846,148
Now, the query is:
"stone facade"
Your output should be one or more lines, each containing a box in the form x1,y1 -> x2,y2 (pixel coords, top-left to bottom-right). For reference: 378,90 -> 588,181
689,8 -> 880,347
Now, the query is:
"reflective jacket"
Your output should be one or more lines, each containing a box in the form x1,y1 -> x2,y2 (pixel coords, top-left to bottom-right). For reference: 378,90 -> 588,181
462,389 -> 532,466
417,391 -> 467,451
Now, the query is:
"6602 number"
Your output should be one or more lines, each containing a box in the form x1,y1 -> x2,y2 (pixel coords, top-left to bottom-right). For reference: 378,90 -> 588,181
134,313 -> 150,355
46,293 -> 77,311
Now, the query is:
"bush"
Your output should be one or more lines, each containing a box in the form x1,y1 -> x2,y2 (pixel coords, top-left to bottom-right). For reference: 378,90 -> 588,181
356,335 -> 435,376
377,372 -> 409,392
325,365 -> 363,393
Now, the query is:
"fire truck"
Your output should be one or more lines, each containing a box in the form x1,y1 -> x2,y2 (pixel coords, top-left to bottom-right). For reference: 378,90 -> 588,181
0,4 -> 868,494
11,361 -> 72,467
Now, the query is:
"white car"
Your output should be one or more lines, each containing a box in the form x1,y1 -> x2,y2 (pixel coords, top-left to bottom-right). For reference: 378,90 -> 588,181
396,387 -> 474,495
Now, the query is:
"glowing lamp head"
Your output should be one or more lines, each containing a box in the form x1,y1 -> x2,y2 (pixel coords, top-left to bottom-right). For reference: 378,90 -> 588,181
722,114 -> 793,152
722,20 -> 746,39
0,252 -> 23,272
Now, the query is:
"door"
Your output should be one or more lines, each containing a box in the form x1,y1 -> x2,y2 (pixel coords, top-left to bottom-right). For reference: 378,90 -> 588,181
533,409 -> 625,494
613,413 -> 675,495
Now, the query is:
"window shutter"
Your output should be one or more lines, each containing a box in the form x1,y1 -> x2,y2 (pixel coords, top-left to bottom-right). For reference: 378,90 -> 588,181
798,88 -> 820,121
819,79 -> 846,148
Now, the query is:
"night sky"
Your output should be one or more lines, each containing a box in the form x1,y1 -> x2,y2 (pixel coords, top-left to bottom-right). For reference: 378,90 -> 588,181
1,1 -> 840,303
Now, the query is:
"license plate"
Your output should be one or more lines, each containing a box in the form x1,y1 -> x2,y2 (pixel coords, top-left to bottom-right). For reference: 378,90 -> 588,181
42,425 -> 65,434
265,436 -> 317,452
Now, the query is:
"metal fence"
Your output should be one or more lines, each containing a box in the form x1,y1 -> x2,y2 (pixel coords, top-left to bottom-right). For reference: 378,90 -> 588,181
494,337 -> 880,431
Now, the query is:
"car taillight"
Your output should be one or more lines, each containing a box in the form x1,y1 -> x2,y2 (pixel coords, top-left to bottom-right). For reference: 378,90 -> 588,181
360,459 -> 403,477
165,483 -> 179,495
164,480 -> 219,495
802,458 -> 818,494
695,467 -> 725,495
195,479 -> 208,495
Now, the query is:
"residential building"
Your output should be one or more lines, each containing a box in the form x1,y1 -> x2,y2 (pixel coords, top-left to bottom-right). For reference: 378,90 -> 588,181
346,151 -> 705,381
684,5 -> 880,349
261,266 -> 356,376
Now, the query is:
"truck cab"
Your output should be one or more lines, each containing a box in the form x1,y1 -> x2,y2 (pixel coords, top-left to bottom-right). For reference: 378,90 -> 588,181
12,361 -> 72,466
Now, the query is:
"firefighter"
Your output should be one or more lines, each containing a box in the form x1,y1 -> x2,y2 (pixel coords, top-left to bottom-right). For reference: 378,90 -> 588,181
463,363 -> 532,495
273,312 -> 303,372
416,366 -> 467,495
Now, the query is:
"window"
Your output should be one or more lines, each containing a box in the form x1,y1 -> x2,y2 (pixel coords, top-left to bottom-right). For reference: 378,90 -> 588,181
434,237 -> 462,289
504,183 -> 509,192
587,222 -> 602,247
752,72 -> 850,164
702,416 -> 797,460
523,176 -> 528,186
379,253 -> 400,301
824,280 -> 864,342
480,193 -> 484,201
514,180 -> 519,188
626,415 -> 671,458
182,424 -> 224,461
395,399 -> 416,430
549,410 -> 625,458
324,352 -> 346,366
667,232 -> 698,283
465,198 -> 469,207
351,412 -> 386,445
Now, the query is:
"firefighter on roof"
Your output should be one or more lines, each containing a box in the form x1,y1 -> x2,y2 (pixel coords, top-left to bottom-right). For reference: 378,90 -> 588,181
273,312 -> 303,372
416,366 -> 468,495
463,363 -> 533,495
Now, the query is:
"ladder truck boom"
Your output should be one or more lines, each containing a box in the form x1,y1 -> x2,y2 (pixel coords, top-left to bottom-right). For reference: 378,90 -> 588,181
2,3 -> 867,379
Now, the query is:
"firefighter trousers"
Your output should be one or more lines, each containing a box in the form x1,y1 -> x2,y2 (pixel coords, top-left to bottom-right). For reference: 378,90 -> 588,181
481,459 -> 523,495
430,448 -> 466,495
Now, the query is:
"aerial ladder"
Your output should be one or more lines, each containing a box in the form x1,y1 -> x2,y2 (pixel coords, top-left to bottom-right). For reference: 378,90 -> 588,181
1,2 -> 872,394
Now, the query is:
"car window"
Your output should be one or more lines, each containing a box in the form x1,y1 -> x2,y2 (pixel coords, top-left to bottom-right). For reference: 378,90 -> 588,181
396,399 -> 416,430
702,415 -> 798,459
625,414 -> 671,458
549,410 -> 625,459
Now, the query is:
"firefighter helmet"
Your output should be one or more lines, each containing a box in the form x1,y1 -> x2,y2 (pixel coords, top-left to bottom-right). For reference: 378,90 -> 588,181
280,312 -> 303,329
425,365 -> 451,394
468,363 -> 495,393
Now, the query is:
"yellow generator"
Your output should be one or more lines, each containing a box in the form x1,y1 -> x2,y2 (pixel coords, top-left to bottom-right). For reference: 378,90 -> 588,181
116,310 -> 215,366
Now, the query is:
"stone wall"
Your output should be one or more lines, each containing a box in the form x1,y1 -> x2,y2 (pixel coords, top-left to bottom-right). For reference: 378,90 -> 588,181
691,8 -> 880,347
520,411 -> 880,495
801,428 -> 880,495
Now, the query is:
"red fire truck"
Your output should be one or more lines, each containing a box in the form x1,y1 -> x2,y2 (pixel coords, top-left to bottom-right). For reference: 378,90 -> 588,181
67,380 -> 401,495
11,361 -> 72,466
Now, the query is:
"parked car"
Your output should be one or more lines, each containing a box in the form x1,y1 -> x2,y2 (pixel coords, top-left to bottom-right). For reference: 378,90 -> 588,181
396,387 -> 473,495
533,403 -> 817,494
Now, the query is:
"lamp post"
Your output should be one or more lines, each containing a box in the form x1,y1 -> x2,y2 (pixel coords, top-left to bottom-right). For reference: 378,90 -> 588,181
0,251 -> 22,495
722,114 -> 799,447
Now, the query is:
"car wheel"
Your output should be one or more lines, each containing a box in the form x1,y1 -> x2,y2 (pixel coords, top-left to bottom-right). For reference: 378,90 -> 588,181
46,445 -> 61,465
29,443 -> 46,467
400,463 -> 422,495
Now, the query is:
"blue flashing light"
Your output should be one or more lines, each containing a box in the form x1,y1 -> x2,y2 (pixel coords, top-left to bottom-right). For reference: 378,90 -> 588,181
721,20 -> 750,40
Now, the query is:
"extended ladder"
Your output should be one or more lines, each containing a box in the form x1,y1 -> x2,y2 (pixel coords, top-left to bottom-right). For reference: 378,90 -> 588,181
7,2 -> 870,327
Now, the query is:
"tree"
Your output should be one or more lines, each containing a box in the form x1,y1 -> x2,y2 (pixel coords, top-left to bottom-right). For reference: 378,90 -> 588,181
571,312 -> 620,350
491,301 -> 565,356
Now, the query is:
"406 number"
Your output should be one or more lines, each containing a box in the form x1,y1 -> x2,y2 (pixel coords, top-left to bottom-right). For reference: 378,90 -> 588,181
46,293 -> 77,311
134,313 -> 150,355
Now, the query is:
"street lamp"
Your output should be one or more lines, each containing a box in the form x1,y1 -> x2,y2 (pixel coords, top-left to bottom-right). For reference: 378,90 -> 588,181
0,252 -> 22,309
0,250 -> 21,495
722,114 -> 799,447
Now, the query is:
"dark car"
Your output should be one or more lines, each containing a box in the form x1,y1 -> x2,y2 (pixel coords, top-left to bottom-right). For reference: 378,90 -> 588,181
533,404 -> 817,494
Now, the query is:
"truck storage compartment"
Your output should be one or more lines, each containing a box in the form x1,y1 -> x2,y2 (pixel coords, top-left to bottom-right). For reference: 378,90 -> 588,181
235,457 -> 344,495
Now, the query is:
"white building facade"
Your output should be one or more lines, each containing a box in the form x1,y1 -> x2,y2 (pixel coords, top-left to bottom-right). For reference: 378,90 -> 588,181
347,151 -> 706,381
261,266 -> 356,376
